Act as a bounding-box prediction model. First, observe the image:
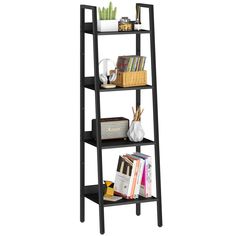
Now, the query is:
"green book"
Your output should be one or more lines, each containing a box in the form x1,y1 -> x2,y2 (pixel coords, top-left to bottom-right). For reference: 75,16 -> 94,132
131,56 -> 138,71
127,57 -> 134,72
136,57 -> 141,71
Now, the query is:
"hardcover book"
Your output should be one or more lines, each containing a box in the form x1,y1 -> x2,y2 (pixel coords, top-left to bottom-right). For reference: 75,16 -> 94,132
114,155 -> 134,198
132,152 -> 152,198
114,152 -> 151,199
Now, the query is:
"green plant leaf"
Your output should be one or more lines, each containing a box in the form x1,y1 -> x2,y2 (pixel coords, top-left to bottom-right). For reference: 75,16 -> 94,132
98,7 -> 102,20
109,2 -> 113,20
102,7 -> 105,20
112,7 -> 117,20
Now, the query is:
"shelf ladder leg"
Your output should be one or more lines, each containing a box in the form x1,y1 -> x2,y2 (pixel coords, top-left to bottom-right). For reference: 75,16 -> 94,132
136,31 -> 141,216
92,7 -> 105,235
80,5 -> 85,223
149,5 -> 163,227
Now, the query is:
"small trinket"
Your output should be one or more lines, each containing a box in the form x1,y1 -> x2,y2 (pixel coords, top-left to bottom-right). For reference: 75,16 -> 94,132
133,6 -> 142,31
118,17 -> 133,31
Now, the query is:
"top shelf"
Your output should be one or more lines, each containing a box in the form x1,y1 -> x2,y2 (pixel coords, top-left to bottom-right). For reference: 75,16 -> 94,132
84,23 -> 150,35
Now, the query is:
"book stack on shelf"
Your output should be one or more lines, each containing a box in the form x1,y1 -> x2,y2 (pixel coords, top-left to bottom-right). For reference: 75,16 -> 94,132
116,55 -> 146,72
114,152 -> 151,199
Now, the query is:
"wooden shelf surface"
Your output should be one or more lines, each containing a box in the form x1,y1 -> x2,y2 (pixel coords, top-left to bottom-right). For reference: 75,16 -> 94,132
84,132 -> 155,149
84,83 -> 153,92
85,185 -> 158,207
84,23 -> 151,35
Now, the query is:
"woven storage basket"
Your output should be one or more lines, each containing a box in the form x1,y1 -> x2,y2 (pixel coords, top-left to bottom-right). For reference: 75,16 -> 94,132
112,70 -> 147,87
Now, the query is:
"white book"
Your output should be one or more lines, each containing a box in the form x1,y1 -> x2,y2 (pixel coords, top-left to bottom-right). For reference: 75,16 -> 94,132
135,158 -> 145,198
130,154 -> 145,199
125,156 -> 137,199
114,156 -> 132,198
126,154 -> 142,199
133,152 -> 152,198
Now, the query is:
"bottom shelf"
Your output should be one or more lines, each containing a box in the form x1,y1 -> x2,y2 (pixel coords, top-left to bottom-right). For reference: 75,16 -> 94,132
85,185 -> 158,207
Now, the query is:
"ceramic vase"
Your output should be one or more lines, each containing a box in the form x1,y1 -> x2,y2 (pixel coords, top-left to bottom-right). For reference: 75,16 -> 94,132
127,121 -> 145,142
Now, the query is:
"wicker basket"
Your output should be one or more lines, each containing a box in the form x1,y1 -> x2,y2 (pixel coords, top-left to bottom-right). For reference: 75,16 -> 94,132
112,70 -> 147,87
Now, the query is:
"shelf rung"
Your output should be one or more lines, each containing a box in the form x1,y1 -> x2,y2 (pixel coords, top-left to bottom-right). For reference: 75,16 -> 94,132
83,77 -> 152,92
85,185 -> 158,207
84,132 -> 155,149
84,23 -> 151,35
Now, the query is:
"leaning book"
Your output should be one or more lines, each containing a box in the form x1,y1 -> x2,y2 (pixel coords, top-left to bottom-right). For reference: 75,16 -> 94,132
114,155 -> 134,198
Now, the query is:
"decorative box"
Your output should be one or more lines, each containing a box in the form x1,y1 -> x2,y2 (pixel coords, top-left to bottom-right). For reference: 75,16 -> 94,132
112,70 -> 147,87
92,117 -> 129,140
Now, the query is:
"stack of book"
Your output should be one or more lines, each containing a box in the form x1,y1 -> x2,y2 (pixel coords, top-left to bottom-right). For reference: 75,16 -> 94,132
116,56 -> 146,72
114,152 -> 152,199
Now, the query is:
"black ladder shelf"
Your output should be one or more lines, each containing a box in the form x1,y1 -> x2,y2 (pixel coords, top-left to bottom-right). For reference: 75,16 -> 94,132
80,3 -> 162,234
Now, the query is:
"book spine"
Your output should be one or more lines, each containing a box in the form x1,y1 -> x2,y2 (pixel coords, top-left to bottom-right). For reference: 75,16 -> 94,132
138,56 -> 142,71
135,56 -> 139,71
146,156 -> 152,197
114,156 -> 132,198
131,57 -> 137,71
116,56 -> 129,72
139,56 -> 144,71
126,158 -> 136,199
136,57 -> 141,71
130,159 -> 140,199
139,160 -> 147,197
127,57 -> 134,71
125,154 -> 140,199
140,156 -> 152,198
123,57 -> 129,71
116,56 -> 124,71
142,57 -> 146,70
134,158 -> 144,198
133,158 -> 140,198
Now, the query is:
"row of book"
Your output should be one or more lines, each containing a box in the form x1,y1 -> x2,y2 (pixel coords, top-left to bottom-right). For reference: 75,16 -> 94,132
116,55 -> 146,72
114,152 -> 151,199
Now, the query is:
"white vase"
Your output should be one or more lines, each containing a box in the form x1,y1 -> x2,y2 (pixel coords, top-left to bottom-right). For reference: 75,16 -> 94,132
127,121 -> 145,142
97,20 -> 118,32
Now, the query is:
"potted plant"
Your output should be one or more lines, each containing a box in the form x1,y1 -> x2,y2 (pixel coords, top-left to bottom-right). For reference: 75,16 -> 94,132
98,2 -> 118,32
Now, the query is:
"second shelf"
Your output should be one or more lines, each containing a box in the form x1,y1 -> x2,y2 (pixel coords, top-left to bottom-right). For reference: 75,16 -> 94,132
84,76 -> 152,92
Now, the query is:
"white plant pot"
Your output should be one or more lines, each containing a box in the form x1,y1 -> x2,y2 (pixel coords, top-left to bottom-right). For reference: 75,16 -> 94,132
127,121 -> 145,142
97,20 -> 118,32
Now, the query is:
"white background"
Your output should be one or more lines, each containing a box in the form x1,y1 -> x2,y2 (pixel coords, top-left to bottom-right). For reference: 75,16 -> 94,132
1,0 -> 236,235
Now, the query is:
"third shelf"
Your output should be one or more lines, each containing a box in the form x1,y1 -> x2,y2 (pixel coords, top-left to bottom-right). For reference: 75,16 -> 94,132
84,131 -> 154,149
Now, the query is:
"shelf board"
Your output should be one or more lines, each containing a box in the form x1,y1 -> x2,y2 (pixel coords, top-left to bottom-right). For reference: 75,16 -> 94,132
97,29 -> 151,36
84,132 -> 155,149
84,23 -> 150,35
84,83 -> 152,92
85,185 -> 158,207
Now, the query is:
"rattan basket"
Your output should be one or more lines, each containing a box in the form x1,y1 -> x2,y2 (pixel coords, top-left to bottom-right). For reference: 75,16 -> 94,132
112,70 -> 147,87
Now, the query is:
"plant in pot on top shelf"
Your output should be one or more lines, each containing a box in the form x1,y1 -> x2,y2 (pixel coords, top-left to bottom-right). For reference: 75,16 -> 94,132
98,2 -> 118,32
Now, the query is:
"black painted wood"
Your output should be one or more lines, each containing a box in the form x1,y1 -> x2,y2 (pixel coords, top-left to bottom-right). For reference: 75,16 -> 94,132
84,23 -> 150,35
80,5 -> 85,223
84,135 -> 155,149
84,83 -> 152,92
85,185 -> 158,207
